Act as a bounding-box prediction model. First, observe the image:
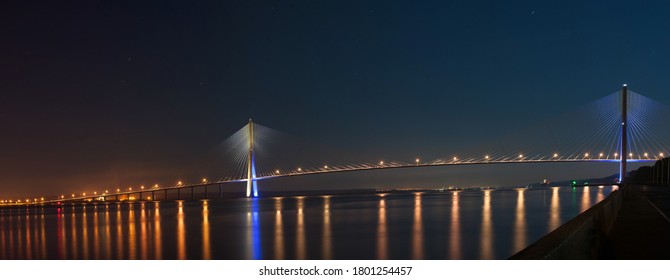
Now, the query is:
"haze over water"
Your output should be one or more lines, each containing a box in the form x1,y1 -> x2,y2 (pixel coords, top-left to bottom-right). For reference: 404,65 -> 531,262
0,185 -> 615,260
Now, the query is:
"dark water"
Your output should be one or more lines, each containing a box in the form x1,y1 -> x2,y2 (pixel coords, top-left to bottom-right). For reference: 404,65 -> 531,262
0,186 -> 615,260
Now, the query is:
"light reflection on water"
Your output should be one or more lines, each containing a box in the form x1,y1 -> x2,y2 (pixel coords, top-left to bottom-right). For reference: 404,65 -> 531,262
0,186 -> 616,259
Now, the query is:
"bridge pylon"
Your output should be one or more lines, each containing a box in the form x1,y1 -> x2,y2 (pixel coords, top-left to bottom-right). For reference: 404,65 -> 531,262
246,119 -> 258,197
620,84 -> 628,184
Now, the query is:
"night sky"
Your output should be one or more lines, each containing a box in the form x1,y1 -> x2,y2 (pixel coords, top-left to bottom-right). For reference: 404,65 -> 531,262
3,1 -> 670,198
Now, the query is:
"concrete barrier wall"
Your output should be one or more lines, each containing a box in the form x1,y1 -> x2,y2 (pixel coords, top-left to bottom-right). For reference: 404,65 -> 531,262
510,187 -> 624,259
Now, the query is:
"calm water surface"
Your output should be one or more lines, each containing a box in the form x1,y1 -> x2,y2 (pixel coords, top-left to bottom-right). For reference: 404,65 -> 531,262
0,186 -> 615,259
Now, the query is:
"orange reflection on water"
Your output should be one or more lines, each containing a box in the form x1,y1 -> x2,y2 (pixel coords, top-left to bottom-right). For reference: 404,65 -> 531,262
25,210 -> 32,259
1,213 -> 5,259
128,204 -> 136,260
105,205 -> 111,259
71,208 -> 77,259
40,213 -> 46,259
597,186 -> 605,202
322,196 -> 332,259
154,202 -> 162,260
480,190 -> 494,259
116,204 -> 123,259
449,191 -> 461,259
82,207 -> 89,259
411,192 -> 424,259
549,187 -> 561,231
377,195 -> 388,259
296,196 -> 306,260
93,207 -> 100,259
513,189 -> 527,254
9,214 -> 15,259
202,200 -> 211,260
274,198 -> 284,260
581,186 -> 591,213
140,203 -> 148,260
58,209 -> 65,259
177,201 -> 186,260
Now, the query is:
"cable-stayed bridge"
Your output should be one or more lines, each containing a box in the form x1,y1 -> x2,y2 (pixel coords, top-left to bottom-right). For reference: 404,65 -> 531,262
4,85 -> 670,205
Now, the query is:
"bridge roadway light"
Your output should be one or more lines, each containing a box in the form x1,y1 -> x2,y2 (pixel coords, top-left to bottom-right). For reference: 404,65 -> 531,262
518,154 -> 523,159
453,157 -> 458,161
129,187 -> 132,191
599,153 -> 604,158
72,194 -> 75,198
416,158 -> 420,165
154,184 -> 159,188
484,155 -> 489,160
275,170 -> 280,174
141,185 -> 145,190
379,161 -> 384,166
177,181 -> 183,186
324,165 -> 328,169
553,153 -> 558,158
614,153 -> 618,158
202,178 -> 208,184
644,153 -> 649,158
297,167 -> 302,172
117,189 -> 120,193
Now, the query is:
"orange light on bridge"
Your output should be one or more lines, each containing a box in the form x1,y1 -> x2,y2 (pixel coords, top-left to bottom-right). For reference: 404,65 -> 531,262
141,186 -> 145,190
105,190 -> 109,194
599,153 -> 604,158
297,167 -> 302,172
154,184 -> 159,188
629,153 -> 633,157
379,160 -> 384,166
129,187 -> 132,191
202,178 -> 208,184
584,153 -> 589,157
453,157 -> 458,161
275,170 -> 280,174
177,181 -> 183,186
614,153 -> 618,157
644,153 -> 649,157
72,194 -> 75,198
484,155 -> 489,160
518,154 -> 523,158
